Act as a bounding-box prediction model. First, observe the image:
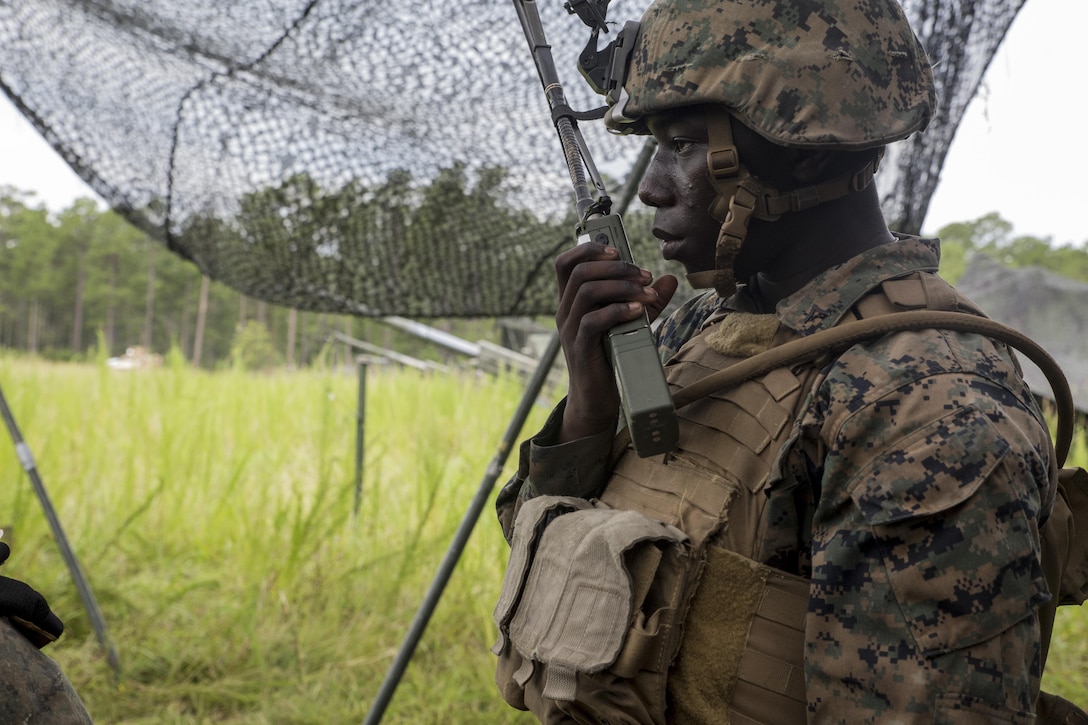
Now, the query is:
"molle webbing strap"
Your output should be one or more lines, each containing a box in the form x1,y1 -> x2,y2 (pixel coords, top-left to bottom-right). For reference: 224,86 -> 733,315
730,566 -> 809,724
670,310 -> 1076,467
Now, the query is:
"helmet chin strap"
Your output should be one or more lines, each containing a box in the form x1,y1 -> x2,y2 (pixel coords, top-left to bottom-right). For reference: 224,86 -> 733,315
686,113 -> 882,297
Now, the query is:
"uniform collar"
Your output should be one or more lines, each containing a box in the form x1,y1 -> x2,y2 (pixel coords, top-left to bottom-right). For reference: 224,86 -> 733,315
727,235 -> 942,335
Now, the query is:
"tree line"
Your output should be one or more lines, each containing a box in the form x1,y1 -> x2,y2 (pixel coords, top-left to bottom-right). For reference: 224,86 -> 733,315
0,183 -> 516,370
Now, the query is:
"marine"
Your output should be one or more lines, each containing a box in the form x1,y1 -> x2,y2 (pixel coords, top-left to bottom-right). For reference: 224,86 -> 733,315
492,0 -> 1087,722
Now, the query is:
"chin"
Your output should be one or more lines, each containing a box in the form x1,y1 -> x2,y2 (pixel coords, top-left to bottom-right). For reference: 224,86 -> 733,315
682,260 -> 716,276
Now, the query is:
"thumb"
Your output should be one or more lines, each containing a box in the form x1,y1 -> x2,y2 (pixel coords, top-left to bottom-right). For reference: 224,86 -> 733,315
646,274 -> 679,323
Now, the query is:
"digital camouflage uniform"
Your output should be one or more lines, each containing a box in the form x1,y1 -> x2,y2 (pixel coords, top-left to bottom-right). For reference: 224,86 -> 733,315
496,236 -> 1056,721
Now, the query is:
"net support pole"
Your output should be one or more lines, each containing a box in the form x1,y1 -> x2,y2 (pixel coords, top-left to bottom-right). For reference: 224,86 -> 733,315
0,382 -> 121,677
362,331 -> 561,725
353,356 -> 369,517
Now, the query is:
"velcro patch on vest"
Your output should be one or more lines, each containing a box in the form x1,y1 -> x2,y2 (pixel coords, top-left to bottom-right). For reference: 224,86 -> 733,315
669,546 -> 809,724
705,312 -> 780,358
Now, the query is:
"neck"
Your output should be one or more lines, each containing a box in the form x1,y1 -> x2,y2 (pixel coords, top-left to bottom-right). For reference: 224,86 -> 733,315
736,185 -> 893,308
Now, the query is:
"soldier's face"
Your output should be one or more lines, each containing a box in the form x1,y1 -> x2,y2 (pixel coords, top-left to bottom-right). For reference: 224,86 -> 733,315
639,107 -> 721,275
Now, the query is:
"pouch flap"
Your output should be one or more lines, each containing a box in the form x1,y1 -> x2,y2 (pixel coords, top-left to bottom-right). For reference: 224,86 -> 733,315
492,495 -> 594,654
849,406 -> 1008,526
507,506 -> 687,677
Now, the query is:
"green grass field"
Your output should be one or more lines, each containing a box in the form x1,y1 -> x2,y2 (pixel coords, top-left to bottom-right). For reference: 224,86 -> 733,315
0,355 -> 1084,723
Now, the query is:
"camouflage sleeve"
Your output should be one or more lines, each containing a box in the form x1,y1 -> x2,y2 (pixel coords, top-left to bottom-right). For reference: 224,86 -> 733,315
495,398 -> 617,543
804,329 -> 1054,722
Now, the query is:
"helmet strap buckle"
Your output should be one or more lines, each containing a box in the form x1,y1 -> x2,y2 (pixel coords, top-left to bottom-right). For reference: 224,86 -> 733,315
705,113 -> 747,222
712,184 -> 760,297
708,146 -> 740,181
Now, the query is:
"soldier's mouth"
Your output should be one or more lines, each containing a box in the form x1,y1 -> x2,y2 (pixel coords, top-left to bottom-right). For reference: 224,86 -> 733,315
660,239 -> 684,260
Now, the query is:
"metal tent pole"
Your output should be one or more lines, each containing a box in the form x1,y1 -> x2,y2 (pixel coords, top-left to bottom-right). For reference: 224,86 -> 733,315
0,383 -> 121,677
362,332 -> 560,725
353,355 -> 370,517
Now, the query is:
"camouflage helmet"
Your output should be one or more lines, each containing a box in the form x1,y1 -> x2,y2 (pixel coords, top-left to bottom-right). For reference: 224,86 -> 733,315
605,0 -> 936,149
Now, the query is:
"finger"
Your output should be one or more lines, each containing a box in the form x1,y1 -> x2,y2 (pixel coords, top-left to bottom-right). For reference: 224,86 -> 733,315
555,243 -> 619,294
557,259 -> 653,326
10,614 -> 61,648
561,278 -> 658,338
571,299 -> 650,346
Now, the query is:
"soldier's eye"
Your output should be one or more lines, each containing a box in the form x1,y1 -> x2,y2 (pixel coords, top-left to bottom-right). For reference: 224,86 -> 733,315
673,138 -> 698,154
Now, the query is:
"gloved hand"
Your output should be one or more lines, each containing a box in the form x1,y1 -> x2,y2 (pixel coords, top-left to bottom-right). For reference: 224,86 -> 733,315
0,540 -> 65,648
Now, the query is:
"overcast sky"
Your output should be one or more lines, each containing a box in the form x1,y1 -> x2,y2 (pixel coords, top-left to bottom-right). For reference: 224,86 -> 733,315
1,0 -> 1084,247
920,0 -> 1087,246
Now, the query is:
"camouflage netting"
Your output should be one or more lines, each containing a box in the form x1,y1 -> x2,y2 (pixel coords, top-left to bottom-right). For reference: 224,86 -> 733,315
0,0 -> 1024,318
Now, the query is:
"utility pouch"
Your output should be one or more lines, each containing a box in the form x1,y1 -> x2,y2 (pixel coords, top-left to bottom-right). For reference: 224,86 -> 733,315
1054,467 -> 1088,606
1035,467 -> 1088,724
493,495 -> 691,724
1037,689 -> 1088,725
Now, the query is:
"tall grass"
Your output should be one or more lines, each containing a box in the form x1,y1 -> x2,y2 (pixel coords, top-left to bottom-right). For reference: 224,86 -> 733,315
0,355 -> 549,723
1,355 -> 1085,722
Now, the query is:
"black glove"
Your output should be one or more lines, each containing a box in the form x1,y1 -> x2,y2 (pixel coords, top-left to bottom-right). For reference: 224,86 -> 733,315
0,540 -> 65,648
